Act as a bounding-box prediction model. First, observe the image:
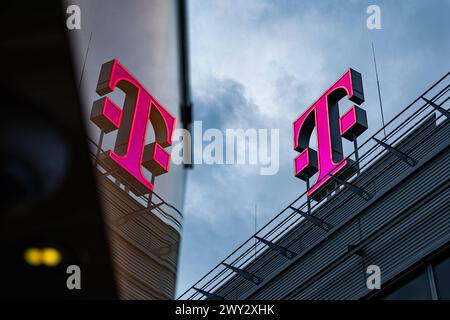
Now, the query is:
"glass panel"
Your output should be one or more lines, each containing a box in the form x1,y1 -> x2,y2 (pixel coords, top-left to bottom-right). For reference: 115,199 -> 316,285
434,255 -> 450,300
381,269 -> 432,300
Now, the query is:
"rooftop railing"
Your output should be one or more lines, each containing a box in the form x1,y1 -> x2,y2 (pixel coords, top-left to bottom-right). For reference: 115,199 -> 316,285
86,136 -> 184,234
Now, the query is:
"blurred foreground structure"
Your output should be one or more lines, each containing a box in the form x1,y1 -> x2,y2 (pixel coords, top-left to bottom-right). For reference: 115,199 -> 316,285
0,0 -> 191,299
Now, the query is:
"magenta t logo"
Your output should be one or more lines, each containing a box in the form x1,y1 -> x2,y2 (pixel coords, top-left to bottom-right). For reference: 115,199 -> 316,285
91,59 -> 176,194
293,68 -> 367,200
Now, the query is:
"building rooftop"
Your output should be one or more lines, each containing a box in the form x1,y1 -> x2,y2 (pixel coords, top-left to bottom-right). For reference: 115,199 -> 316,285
178,71 -> 450,300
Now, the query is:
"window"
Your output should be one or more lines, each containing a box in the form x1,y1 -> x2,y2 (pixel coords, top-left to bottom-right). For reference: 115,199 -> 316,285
374,249 -> 450,300
381,269 -> 432,300
433,255 -> 450,300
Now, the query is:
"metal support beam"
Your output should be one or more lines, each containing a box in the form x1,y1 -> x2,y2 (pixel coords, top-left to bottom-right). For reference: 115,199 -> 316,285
115,202 -> 164,226
222,263 -> 263,285
422,97 -> 450,119
194,287 -> 224,300
329,174 -> 373,200
254,236 -> 296,259
289,206 -> 333,231
347,244 -> 364,256
373,138 -> 417,167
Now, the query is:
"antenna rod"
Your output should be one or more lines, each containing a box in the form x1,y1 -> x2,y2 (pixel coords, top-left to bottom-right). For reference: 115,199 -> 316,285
254,204 -> 257,258
78,32 -> 93,91
372,42 -> 387,137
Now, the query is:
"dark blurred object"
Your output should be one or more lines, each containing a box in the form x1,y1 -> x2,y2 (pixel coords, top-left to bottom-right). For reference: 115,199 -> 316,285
0,2 -> 116,298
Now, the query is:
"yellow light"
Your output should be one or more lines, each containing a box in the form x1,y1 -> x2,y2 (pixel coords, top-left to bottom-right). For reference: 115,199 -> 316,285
24,248 -> 42,266
41,247 -> 62,267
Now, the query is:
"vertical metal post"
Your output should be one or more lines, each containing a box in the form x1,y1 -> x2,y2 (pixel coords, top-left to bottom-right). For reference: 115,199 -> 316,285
306,179 -> 312,214
95,130 -> 104,167
353,133 -> 360,174
427,263 -> 439,300
147,175 -> 156,207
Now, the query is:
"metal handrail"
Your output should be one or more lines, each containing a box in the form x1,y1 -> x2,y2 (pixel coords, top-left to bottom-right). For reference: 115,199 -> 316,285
86,136 -> 184,232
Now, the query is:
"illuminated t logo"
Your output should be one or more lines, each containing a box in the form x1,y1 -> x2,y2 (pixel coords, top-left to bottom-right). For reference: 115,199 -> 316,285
293,68 -> 367,200
91,59 -> 176,194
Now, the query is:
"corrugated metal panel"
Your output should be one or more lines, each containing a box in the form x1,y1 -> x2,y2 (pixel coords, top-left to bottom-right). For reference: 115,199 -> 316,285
214,117 -> 450,300
256,141 -> 449,299
109,232 -> 178,299
97,176 -> 180,300
294,185 -> 449,299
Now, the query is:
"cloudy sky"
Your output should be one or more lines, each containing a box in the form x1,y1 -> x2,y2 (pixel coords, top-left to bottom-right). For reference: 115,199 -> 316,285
176,0 -> 450,296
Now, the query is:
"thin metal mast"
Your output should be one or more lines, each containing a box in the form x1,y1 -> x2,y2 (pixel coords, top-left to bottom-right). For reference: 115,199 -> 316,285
372,42 -> 387,137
